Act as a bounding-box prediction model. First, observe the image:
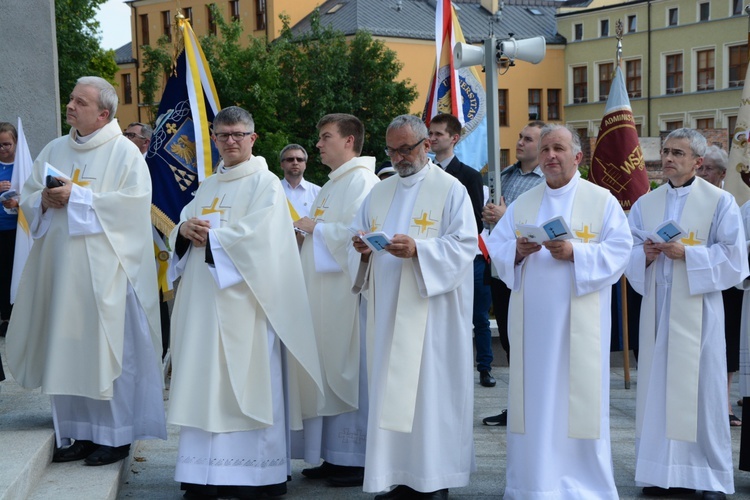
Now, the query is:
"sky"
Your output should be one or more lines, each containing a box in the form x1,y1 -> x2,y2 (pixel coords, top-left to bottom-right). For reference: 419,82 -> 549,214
95,0 -> 133,51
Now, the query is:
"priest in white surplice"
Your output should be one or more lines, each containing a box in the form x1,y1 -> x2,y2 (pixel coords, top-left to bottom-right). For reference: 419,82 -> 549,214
7,76 -> 166,466
292,114 -> 379,487
626,128 -> 748,499
167,107 -> 324,499
487,125 -> 632,499
348,115 -> 476,499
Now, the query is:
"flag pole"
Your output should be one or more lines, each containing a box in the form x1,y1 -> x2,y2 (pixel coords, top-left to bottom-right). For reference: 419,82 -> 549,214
614,21 -> 632,389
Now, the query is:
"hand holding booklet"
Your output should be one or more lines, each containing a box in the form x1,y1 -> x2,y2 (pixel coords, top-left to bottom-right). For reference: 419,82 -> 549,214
359,231 -> 393,253
515,216 -> 573,244
0,189 -> 18,202
649,219 -> 685,243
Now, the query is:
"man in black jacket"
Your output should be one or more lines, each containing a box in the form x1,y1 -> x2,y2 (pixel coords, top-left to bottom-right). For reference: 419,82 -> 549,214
428,113 -> 494,387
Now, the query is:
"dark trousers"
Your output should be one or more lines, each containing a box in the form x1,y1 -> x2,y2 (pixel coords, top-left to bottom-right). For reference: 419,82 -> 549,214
489,274 -> 511,364
473,257 -> 493,372
0,228 -> 16,320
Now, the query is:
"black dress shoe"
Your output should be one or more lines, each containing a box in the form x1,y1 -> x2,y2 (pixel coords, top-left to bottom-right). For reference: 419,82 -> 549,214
479,370 -> 496,387
702,492 -> 726,500
52,439 -> 98,462
482,410 -> 507,426
374,485 -> 417,500
84,443 -> 131,466
181,483 -> 219,499
230,482 -> 287,499
301,461 -> 337,479
421,489 -> 449,499
325,466 -> 364,487
642,486 -> 696,497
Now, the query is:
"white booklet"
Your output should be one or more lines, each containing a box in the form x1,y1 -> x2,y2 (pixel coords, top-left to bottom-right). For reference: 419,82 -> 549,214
515,216 -> 573,243
650,219 -> 685,243
0,189 -> 18,202
360,231 -> 393,253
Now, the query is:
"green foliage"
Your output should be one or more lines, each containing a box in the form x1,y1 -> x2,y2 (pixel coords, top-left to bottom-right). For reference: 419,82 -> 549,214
578,164 -> 589,180
138,7 -> 418,185
55,0 -> 118,133
139,37 -> 174,123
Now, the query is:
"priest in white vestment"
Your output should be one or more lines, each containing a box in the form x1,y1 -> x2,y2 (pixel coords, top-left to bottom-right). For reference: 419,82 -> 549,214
7,76 -> 166,466
486,124 -> 631,499
349,114 -> 476,499
167,107 -> 324,498
626,128 -> 748,499
737,200 -> 750,471
291,114 -> 379,487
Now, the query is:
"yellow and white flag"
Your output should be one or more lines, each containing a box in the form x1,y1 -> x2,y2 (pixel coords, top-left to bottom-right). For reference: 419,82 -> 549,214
10,117 -> 33,303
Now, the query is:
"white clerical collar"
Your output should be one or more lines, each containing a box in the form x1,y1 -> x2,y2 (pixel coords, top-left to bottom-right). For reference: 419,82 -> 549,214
398,161 -> 431,187
545,170 -> 580,196
74,127 -> 103,144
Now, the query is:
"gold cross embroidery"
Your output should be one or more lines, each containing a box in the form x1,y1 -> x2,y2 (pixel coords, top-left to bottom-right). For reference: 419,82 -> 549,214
313,196 -> 329,220
201,198 -> 225,216
574,225 -> 597,243
413,212 -> 436,234
70,168 -> 91,187
370,218 -> 379,232
680,231 -> 703,246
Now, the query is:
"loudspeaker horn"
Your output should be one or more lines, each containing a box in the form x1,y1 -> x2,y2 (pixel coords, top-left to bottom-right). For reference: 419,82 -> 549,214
498,36 -> 546,64
454,43 -> 485,69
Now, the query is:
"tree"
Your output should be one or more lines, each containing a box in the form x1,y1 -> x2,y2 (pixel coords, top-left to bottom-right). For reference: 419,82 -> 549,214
139,8 -> 418,185
55,0 -> 119,132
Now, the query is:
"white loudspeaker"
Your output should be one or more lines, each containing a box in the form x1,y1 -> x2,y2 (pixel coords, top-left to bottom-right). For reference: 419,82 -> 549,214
454,43 -> 485,69
497,36 -> 546,64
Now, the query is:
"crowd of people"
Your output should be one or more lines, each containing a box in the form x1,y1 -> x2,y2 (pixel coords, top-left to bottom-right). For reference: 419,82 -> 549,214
2,75 -> 750,500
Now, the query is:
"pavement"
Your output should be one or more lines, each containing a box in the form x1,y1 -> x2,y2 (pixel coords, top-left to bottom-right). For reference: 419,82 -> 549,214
3,337 -> 750,499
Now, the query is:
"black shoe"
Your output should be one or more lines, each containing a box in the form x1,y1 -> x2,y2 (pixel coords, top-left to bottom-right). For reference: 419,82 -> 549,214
0,321 -> 7,337
230,482 -> 287,499
181,483 -> 219,499
84,443 -> 131,466
374,485 -> 417,500
483,410 -> 507,426
325,466 -> 364,487
642,486 -> 696,497
52,439 -> 98,462
301,461 -> 338,479
479,370 -> 496,387
702,492 -> 726,500
421,489 -> 449,499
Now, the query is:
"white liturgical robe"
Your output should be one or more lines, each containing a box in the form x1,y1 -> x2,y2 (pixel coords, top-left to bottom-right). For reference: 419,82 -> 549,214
7,118 -> 166,446
626,178 -> 747,494
486,172 -> 631,500
294,156 -> 378,466
348,163 -> 477,494
168,156 -> 324,487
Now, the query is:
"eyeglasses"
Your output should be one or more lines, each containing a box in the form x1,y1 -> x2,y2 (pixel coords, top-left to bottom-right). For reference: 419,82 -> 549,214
214,132 -> 254,142
0,143 -> 14,150
282,156 -> 306,163
123,132 -> 147,140
384,138 -> 426,158
661,147 -> 689,158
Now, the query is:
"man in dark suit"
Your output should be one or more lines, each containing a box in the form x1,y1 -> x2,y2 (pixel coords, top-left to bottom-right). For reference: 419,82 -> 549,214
428,113 -> 494,387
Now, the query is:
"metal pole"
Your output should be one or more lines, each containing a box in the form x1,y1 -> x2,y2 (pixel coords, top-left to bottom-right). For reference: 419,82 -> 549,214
485,36 -> 502,204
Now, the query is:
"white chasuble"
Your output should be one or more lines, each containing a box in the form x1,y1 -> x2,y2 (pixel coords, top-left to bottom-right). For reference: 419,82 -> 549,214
348,163 -> 477,493
486,172 -> 631,500
626,177 -> 747,493
8,118 -> 163,400
168,156 -> 323,434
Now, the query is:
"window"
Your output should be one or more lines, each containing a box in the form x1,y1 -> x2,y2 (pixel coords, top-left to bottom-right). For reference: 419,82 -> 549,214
729,116 -> 738,144
599,63 -> 614,101
698,2 -> 709,21
729,45 -> 748,87
626,59 -> 642,98
207,5 -> 217,35
547,89 -> 561,120
573,66 -> 588,103
696,49 -> 714,91
500,149 -> 510,167
665,120 -> 683,131
635,123 -> 642,136
734,0 -> 743,16
576,128 -> 588,140
627,15 -> 637,33
230,0 -> 240,21
161,11 -> 171,42
255,0 -> 266,30
122,74 -> 132,105
528,89 -> 542,120
140,14 -> 149,46
184,7 -> 193,25
666,54 -> 683,94
498,89 -> 508,126
668,8 -> 678,26
574,23 -> 583,41
600,19 -> 609,37
696,118 -> 714,129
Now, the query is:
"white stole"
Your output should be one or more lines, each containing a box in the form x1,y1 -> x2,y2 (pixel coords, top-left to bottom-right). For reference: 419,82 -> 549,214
510,180 -> 609,439
636,178 -> 721,442
366,166 -> 455,433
